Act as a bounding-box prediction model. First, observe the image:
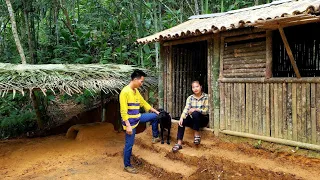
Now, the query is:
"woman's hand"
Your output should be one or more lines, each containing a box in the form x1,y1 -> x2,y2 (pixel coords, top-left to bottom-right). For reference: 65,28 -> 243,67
188,108 -> 197,114
178,118 -> 184,127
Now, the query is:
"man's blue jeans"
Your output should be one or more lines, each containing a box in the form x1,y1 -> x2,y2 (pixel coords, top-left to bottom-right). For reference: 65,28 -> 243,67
123,113 -> 159,167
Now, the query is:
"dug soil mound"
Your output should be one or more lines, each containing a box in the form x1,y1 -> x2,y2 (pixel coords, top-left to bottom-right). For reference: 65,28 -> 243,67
1,122 -> 320,179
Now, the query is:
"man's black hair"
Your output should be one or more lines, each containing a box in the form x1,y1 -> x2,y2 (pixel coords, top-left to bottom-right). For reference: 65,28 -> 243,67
131,69 -> 147,80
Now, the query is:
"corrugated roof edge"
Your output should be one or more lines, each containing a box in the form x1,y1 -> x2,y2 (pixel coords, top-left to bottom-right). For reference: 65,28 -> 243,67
137,0 -> 320,44
188,0 -> 293,19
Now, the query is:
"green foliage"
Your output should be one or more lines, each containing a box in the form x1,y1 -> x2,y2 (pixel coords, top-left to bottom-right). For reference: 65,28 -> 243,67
0,0 -> 270,139
0,93 -> 37,139
254,139 -> 262,149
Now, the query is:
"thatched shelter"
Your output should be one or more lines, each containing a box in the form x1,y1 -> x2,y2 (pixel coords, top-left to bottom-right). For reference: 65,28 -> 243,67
0,63 -> 156,97
138,0 -> 320,150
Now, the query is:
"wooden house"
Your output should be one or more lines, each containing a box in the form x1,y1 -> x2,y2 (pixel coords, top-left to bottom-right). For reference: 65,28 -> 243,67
138,0 -> 320,150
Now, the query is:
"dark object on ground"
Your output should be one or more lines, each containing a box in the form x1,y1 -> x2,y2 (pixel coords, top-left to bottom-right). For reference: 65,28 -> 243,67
157,109 -> 172,144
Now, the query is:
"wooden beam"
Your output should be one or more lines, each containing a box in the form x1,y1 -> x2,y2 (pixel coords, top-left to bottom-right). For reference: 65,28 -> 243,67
265,30 -> 273,79
219,77 -> 320,83
163,34 -> 213,46
278,26 -> 301,78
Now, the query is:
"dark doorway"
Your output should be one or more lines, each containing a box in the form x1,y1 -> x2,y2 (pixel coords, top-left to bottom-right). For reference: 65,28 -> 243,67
171,40 -> 208,118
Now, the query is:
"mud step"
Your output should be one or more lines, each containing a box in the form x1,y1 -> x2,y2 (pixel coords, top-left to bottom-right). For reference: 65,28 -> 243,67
136,131 -> 310,180
133,146 -> 197,178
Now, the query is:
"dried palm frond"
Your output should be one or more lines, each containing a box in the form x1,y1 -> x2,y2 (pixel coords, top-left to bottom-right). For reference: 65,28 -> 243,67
0,63 -> 157,98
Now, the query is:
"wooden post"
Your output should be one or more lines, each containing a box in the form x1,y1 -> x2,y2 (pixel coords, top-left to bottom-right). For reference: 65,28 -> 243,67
266,31 -> 272,79
207,38 -> 214,129
158,44 -> 165,109
167,45 -> 173,114
278,26 -> 301,78
213,33 -> 221,136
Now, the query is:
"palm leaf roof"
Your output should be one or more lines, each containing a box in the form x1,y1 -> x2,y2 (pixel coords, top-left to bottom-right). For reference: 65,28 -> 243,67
0,63 -> 156,98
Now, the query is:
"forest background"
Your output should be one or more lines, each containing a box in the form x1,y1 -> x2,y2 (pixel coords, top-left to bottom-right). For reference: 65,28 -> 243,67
0,0 -> 273,138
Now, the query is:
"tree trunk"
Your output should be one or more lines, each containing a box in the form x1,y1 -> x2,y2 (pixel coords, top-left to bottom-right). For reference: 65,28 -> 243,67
255,0 -> 259,5
6,0 -> 27,64
194,0 -> 200,15
220,0 -> 224,12
31,91 -> 44,129
60,0 -> 74,36
23,0 -> 35,64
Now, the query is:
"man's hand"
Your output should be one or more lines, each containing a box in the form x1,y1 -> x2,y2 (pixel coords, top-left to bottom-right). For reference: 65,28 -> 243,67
126,125 -> 133,135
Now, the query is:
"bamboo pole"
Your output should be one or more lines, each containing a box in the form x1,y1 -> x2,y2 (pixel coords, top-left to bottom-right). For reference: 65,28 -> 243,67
301,83 -> 307,143
220,83 -> 225,130
262,83 -> 266,136
278,26 -> 301,78
168,46 -> 173,115
231,83 -> 235,131
224,33 -> 266,43
220,130 -> 320,151
241,83 -> 246,133
297,84 -> 302,142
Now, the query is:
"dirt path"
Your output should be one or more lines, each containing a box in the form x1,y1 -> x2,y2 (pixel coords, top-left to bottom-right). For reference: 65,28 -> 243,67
1,123 -> 320,180
0,123 -> 153,180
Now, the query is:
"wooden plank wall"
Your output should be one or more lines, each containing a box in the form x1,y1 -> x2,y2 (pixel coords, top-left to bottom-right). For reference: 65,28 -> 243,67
223,32 -> 266,78
220,82 -> 320,145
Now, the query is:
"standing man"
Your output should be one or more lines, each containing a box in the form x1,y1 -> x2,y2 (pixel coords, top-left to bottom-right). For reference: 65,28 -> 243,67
120,69 -> 160,174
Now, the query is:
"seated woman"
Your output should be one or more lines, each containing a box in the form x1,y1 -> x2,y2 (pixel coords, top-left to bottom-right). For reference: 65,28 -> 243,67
172,80 -> 209,153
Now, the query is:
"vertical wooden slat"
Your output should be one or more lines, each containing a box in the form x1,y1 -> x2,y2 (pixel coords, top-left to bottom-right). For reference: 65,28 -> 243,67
248,83 -> 253,134
226,83 -> 231,130
270,83 -> 275,137
317,84 -> 320,144
287,83 -> 293,140
274,83 -> 279,138
251,84 -> 255,134
163,47 -> 168,111
266,83 -> 270,136
262,83 -> 266,136
220,83 -> 225,130
255,84 -> 259,135
297,84 -> 302,142
292,83 -> 298,141
278,83 -> 283,138
311,83 -> 317,144
306,83 -> 311,143
245,83 -> 250,133
231,83 -> 235,131
301,83 -> 307,143
283,83 -> 288,140
241,83 -> 246,133
236,83 -> 241,132
257,83 -> 262,135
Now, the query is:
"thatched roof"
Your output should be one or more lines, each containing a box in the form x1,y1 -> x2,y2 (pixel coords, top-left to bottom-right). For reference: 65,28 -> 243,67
0,63 -> 156,97
137,0 -> 320,44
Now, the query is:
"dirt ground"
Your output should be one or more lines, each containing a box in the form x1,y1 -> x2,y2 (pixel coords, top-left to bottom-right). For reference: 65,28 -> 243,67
1,122 -> 320,180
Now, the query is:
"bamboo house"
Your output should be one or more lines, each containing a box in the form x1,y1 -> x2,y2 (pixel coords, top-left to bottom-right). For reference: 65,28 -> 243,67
138,0 -> 320,150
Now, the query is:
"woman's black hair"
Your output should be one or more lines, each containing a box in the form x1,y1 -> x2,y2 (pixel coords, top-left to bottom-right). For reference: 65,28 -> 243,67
131,69 -> 147,80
